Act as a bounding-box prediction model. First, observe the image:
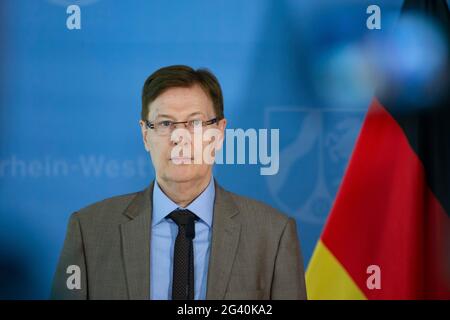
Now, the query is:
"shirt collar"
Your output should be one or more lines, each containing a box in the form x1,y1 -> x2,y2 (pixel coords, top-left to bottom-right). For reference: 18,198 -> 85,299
152,176 -> 215,227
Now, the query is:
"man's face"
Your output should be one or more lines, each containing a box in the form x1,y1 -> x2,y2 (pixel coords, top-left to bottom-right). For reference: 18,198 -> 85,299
139,85 -> 226,185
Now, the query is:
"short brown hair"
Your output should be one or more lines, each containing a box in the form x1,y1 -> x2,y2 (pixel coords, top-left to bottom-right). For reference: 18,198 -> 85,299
141,65 -> 224,120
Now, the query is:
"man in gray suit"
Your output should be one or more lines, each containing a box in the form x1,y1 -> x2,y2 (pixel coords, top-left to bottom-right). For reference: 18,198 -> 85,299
51,65 -> 307,300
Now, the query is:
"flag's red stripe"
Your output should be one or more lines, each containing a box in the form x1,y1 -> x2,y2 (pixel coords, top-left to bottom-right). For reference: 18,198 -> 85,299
321,98 -> 450,299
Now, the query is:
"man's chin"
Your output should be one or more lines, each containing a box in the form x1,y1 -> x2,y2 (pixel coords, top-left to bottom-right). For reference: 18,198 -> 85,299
162,168 -> 199,183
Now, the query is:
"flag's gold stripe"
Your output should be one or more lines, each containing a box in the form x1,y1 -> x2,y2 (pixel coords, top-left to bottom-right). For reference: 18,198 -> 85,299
306,240 -> 367,300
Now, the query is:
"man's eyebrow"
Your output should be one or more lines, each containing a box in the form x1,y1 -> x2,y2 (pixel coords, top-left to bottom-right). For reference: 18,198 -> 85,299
186,111 -> 206,117
154,114 -> 177,120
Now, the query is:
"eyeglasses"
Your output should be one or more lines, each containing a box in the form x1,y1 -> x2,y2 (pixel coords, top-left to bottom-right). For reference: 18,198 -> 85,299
145,117 -> 219,135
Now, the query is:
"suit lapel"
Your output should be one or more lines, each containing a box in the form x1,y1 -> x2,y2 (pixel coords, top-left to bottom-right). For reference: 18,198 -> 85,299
120,181 -> 154,300
206,179 -> 241,299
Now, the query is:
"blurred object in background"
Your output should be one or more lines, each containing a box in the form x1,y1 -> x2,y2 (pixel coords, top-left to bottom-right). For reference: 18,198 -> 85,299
307,0 -> 450,299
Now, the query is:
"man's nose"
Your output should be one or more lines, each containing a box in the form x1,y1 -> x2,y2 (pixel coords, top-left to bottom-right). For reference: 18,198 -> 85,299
170,128 -> 192,145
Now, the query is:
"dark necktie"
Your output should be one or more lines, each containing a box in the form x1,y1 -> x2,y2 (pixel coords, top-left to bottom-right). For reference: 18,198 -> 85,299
168,209 -> 198,300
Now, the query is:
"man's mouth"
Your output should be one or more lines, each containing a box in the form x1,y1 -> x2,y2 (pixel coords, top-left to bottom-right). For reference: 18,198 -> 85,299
170,157 -> 194,163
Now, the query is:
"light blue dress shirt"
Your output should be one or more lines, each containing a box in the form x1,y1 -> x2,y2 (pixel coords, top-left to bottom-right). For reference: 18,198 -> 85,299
150,176 -> 215,300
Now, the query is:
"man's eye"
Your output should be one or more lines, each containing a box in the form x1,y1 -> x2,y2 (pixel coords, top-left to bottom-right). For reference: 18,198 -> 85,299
159,121 -> 172,127
189,119 -> 202,127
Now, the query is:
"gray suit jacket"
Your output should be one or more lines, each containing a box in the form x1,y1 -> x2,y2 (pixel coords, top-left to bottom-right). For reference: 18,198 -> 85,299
51,179 -> 307,299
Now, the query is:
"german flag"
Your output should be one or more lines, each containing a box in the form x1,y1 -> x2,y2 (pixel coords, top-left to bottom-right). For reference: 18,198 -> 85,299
306,0 -> 450,299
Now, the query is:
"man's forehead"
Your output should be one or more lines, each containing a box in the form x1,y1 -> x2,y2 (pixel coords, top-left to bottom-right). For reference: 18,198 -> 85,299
148,86 -> 214,118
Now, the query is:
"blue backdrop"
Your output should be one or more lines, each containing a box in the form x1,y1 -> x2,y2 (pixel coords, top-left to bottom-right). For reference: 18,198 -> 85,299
0,0 -> 405,298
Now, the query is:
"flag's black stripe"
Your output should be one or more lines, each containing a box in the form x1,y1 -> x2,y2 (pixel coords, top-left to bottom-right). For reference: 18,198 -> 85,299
377,0 -> 450,217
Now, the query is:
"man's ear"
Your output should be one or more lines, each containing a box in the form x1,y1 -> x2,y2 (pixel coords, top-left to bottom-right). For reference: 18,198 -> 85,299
139,120 -> 150,152
216,118 -> 227,148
